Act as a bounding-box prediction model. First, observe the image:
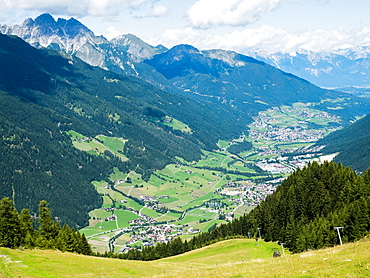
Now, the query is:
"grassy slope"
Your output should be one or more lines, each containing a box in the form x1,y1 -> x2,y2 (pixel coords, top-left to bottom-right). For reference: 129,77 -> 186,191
1,239 -> 369,278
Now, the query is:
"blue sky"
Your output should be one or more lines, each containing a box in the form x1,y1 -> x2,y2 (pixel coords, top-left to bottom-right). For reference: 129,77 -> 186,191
1,0 -> 369,55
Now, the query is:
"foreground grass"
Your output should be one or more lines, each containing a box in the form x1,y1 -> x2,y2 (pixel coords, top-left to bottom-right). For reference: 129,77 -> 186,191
0,239 -> 369,277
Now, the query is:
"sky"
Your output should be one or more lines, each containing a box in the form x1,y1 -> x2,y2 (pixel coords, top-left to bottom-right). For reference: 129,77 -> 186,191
1,0 -> 370,55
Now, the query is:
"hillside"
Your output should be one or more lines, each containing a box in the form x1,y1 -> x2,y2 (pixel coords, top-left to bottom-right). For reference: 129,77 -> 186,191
317,114 -> 370,172
243,161 -> 370,253
0,33 -> 247,227
0,238 -> 369,277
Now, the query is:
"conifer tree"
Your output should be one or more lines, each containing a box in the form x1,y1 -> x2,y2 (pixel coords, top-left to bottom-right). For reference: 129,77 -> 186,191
19,208 -> 36,248
56,224 -> 76,252
0,197 -> 22,248
78,233 -> 93,255
37,200 -> 59,248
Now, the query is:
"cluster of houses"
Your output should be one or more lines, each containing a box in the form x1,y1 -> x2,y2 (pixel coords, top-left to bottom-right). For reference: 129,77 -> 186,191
249,105 -> 339,144
220,180 -> 280,206
256,161 -> 294,174
250,124 -> 326,143
120,224 -> 185,251
129,213 -> 157,226
74,137 -> 92,142
246,105 -> 340,175
140,195 -> 169,205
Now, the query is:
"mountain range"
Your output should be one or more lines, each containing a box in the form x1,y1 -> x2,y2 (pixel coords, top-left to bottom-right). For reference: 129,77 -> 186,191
1,13 -> 370,228
2,13 -> 370,91
254,48 -> 370,89
1,14 -> 368,122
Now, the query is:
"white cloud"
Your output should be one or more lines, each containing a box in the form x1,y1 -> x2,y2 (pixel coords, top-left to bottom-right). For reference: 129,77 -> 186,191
148,26 -> 370,55
0,0 -> 152,17
186,0 -> 300,29
150,5 -> 168,17
154,28 -> 199,44
106,26 -> 122,40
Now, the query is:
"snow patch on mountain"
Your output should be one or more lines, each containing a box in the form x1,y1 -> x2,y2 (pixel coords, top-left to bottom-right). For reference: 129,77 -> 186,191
202,50 -> 246,67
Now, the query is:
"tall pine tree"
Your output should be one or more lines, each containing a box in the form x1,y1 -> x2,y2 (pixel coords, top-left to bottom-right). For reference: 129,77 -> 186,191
0,197 -> 22,248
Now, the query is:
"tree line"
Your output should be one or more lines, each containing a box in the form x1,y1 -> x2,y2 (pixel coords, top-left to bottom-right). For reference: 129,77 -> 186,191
249,161 -> 370,252
0,197 -> 91,255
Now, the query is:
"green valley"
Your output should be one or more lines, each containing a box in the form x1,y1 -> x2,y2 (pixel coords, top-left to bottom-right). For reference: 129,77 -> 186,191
73,102 -> 343,253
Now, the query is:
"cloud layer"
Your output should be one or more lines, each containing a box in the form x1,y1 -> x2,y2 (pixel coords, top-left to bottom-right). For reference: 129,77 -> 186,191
149,26 -> 370,55
150,5 -> 168,17
186,0 -> 299,28
1,0 -> 152,16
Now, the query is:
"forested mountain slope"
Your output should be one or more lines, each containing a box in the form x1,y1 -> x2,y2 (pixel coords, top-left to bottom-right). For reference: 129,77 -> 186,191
247,161 -> 370,252
0,34 -> 247,227
317,114 -> 370,172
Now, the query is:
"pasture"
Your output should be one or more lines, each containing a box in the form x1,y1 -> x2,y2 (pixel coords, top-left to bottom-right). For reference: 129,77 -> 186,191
2,239 -> 369,278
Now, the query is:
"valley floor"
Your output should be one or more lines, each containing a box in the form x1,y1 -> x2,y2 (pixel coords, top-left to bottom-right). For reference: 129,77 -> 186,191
0,238 -> 369,277
77,102 -> 340,253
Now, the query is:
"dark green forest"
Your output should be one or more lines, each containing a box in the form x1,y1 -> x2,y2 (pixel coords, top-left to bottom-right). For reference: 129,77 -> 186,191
102,161 -> 370,260
318,113 -> 370,172
249,161 -> 370,252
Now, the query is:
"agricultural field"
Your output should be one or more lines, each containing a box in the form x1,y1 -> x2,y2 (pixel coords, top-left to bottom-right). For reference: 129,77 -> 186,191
74,103 -> 340,252
163,116 -> 193,134
65,130 -> 128,161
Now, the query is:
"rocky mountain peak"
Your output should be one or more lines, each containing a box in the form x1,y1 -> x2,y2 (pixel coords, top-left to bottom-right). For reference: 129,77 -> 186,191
21,17 -> 35,27
34,13 -> 56,26
14,13 -> 94,40
110,33 -> 167,61
168,44 -> 200,55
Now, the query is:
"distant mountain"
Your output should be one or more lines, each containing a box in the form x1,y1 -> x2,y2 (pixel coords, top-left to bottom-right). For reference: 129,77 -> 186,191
111,33 -> 167,62
336,86 -> 370,98
145,45 -> 370,122
2,14 -> 369,126
2,13 -> 370,101
0,13 -> 166,77
0,33 -> 247,227
253,48 -> 370,88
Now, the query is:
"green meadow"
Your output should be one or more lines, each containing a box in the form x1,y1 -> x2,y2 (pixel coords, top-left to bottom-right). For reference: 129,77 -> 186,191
66,130 -> 128,161
1,238 -> 370,278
